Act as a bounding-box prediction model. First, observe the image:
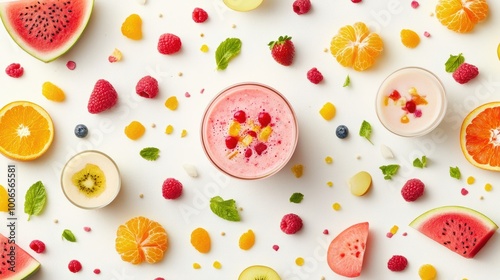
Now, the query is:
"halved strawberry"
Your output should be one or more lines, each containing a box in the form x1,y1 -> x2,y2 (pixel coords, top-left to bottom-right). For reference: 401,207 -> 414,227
268,35 -> 295,66
327,222 -> 369,278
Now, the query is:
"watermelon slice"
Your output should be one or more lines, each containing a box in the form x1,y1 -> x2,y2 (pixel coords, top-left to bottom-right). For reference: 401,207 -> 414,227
0,233 -> 40,279
326,222 -> 369,278
0,0 -> 94,62
410,205 -> 498,258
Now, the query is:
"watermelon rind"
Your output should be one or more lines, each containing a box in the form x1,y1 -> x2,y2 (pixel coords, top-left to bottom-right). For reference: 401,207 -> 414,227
0,234 -> 41,279
410,205 -> 498,258
0,0 -> 94,63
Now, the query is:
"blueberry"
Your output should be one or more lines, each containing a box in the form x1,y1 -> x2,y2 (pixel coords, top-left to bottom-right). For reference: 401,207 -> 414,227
74,124 -> 88,138
336,125 -> 349,139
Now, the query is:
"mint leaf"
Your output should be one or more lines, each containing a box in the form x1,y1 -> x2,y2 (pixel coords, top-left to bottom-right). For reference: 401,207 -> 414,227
210,196 -> 240,221
24,181 -> 47,221
450,166 -> 461,179
215,38 -> 242,70
62,229 -> 76,242
359,120 -> 373,144
289,192 -> 304,203
413,156 -> 427,168
140,147 -> 160,161
445,53 -> 464,73
343,75 -> 351,87
379,164 -> 400,180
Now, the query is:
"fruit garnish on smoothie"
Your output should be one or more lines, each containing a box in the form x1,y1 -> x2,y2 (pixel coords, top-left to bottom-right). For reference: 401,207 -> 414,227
71,163 -> 106,197
383,87 -> 428,124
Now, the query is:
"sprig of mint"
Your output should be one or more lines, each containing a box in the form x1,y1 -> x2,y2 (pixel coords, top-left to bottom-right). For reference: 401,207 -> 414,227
445,53 -> 464,73
413,156 -> 427,168
359,120 -> 373,144
289,192 -> 304,203
24,181 -> 47,221
215,38 -> 242,70
450,166 -> 461,179
343,75 -> 351,87
62,229 -> 76,242
209,196 -> 240,221
379,164 -> 400,180
140,147 -> 160,161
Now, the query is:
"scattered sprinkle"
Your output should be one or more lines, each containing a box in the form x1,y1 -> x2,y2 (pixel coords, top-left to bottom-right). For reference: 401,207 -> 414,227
325,156 -> 333,164
183,164 -> 199,177
193,263 -> 201,269
185,92 -> 191,98
380,144 -> 395,159
386,232 -> 394,238
108,48 -> 123,63
411,0 -> 420,8
200,88 -> 205,94
83,226 -> 91,232
231,24 -> 236,28
332,202 -> 341,211
461,188 -> 469,196
221,232 -> 226,236
326,181 -> 333,187
124,120 -> 146,140
165,125 -> 174,135
323,229 -> 329,235
291,164 -> 303,178
390,225 -> 399,235
165,96 -> 179,110
272,245 -> 279,251
200,33 -> 205,37
200,44 -> 209,52
356,155 -> 362,160
139,193 -> 144,198
319,102 -> 336,120
66,61 -> 76,70
93,268 -> 101,274
295,257 -> 305,266
159,13 -> 163,18
213,261 -> 222,269
424,31 -> 431,37
418,264 -> 437,280
239,229 -> 255,250
321,277 -> 326,280
151,123 -> 156,128
178,72 -> 183,77
181,129 -> 188,137
323,48 -> 328,52
54,219 -> 58,224
402,232 -> 408,236
484,183 -> 493,192
466,176 -> 475,185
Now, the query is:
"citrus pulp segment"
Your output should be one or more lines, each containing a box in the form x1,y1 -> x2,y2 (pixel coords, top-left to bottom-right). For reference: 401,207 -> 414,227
435,0 -> 489,33
0,101 -> 54,161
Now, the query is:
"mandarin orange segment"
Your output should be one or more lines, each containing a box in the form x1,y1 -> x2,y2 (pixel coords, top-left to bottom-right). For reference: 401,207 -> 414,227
0,101 -> 54,161
460,102 -> 500,171
436,0 -> 489,33
115,216 -> 168,264
330,22 -> 383,71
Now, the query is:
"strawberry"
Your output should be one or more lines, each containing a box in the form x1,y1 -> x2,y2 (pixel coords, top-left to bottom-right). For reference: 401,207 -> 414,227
268,35 -> 295,66
87,79 -> 118,114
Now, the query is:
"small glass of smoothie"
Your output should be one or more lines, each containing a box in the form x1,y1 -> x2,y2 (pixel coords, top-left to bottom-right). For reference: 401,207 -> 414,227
201,82 -> 299,180
61,150 -> 121,209
375,67 -> 447,137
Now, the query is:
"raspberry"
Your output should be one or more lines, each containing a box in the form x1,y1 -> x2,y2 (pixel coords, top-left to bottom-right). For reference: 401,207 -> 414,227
29,240 -> 46,253
68,259 -> 82,273
351,0 -> 362,2
87,79 -> 118,114
162,178 -> 183,199
5,63 -> 24,78
387,255 -> 408,272
192,7 -> 208,23
66,61 -> 76,70
401,178 -> 425,202
280,213 -> 303,234
292,0 -> 311,15
307,67 -> 324,84
452,63 -> 479,84
136,75 -> 159,98
158,33 -> 182,55
411,1 -> 420,8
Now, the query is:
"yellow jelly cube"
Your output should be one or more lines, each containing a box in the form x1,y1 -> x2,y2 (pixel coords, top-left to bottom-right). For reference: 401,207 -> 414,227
241,135 -> 253,146
228,121 -> 241,137
258,126 -> 272,141
165,96 -> 179,110
319,102 -> 336,121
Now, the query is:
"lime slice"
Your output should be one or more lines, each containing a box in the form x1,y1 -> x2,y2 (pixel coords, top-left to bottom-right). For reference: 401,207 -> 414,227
223,0 -> 264,12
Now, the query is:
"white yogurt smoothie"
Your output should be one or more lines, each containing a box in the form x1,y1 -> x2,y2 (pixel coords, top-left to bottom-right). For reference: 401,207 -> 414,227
61,150 -> 121,209
376,67 -> 447,137
201,83 -> 298,180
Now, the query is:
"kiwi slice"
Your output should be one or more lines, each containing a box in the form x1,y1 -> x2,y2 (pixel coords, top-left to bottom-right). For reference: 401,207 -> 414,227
238,265 -> 281,280
71,163 -> 106,197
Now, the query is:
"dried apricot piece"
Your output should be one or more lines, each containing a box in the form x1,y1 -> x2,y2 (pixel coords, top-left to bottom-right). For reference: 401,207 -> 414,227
124,121 -> 145,140
121,14 -> 142,40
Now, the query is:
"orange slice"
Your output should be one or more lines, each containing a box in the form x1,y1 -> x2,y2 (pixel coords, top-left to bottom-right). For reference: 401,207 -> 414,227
115,216 -> 168,264
436,0 -> 489,33
330,22 -> 384,71
460,102 -> 500,171
0,101 -> 54,161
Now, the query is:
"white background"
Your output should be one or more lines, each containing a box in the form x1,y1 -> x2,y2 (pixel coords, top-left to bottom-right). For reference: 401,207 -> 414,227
0,0 -> 499,279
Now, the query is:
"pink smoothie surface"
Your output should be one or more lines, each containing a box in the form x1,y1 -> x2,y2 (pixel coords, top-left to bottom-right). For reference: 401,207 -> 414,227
202,83 -> 298,179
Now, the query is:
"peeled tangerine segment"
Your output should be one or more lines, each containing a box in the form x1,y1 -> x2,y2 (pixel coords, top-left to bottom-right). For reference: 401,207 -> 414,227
410,205 -> 498,258
71,163 -> 106,198
238,265 -> 281,280
349,171 -> 372,196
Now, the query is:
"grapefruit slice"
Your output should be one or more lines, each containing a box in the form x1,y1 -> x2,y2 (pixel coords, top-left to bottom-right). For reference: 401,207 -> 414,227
327,222 -> 369,278
410,205 -> 498,258
460,102 -> 500,171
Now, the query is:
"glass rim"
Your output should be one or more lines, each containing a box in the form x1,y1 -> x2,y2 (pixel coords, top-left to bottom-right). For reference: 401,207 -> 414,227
200,82 -> 299,180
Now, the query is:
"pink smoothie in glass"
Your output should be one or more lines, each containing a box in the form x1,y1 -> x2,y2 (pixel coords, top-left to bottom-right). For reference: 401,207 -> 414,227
201,83 -> 298,180
376,67 -> 447,137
